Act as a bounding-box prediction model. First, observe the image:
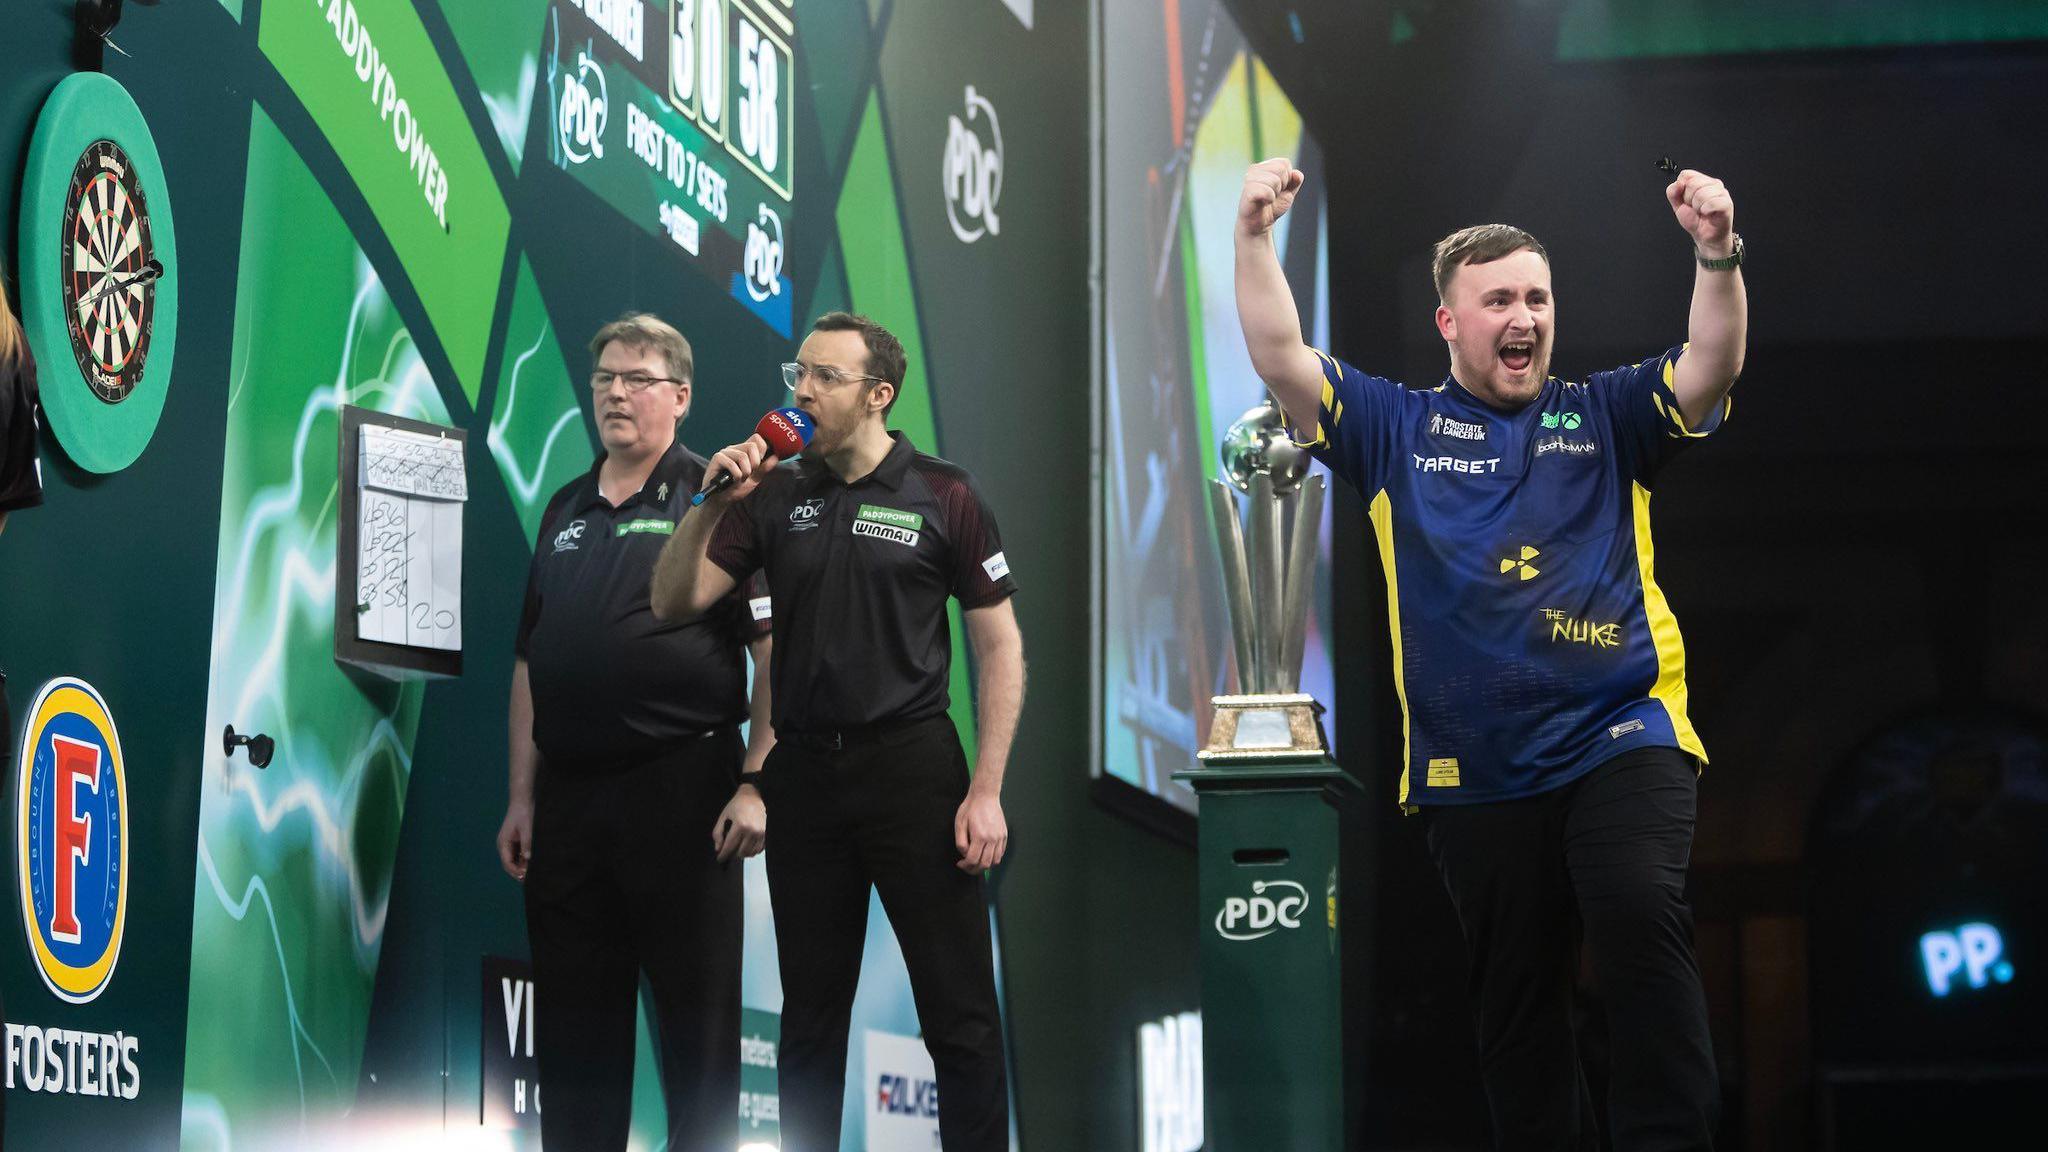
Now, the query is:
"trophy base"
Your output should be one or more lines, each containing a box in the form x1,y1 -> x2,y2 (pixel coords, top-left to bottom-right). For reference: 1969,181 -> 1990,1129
1197,694 -> 1329,763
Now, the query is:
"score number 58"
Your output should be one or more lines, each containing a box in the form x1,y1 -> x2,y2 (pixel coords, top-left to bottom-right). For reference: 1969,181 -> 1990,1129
670,0 -> 787,185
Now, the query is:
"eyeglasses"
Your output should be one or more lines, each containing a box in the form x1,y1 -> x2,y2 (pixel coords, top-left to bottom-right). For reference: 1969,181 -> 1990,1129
589,370 -> 684,393
781,362 -> 887,392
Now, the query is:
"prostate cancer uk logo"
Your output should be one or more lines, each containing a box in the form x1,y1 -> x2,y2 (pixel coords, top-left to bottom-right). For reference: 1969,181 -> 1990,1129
16,677 -> 130,1004
1215,879 -> 1308,942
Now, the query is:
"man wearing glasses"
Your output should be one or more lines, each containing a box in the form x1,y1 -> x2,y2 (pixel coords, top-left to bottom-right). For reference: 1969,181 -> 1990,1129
652,311 -> 1025,1151
497,313 -> 775,1150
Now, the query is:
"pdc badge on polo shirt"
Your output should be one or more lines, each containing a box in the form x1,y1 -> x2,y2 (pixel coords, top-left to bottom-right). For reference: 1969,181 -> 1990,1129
552,519 -> 588,553
788,497 -> 824,532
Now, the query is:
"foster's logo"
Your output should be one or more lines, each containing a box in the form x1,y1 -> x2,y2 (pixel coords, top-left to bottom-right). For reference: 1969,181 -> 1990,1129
16,677 -> 130,1003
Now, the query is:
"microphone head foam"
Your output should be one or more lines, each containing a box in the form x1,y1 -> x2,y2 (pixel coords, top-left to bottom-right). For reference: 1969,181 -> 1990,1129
757,407 -> 816,457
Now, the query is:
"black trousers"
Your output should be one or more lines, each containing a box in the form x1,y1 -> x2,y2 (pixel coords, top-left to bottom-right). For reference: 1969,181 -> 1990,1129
1421,746 -> 1718,1152
765,716 -> 1010,1152
524,729 -> 745,1152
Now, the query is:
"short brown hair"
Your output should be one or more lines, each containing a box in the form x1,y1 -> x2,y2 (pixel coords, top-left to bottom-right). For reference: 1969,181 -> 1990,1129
589,312 -> 693,385
1431,224 -> 1549,303
812,311 -> 907,416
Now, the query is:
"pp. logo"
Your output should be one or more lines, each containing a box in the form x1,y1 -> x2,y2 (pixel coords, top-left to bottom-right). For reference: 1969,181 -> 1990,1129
16,677 -> 129,1004
744,203 -> 784,303
1921,922 -> 2015,998
942,85 -> 1003,243
558,50 -> 608,164
1214,879 -> 1308,942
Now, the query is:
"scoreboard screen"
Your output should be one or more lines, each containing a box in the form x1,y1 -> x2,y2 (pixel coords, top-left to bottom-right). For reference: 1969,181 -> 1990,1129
546,0 -> 796,334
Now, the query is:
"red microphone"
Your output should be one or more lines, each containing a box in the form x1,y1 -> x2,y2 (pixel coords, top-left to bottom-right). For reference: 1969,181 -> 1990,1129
693,407 -> 815,506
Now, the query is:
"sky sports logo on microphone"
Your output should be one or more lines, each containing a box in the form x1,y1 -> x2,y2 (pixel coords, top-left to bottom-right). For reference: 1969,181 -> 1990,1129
760,407 -> 811,455
696,408 -> 814,506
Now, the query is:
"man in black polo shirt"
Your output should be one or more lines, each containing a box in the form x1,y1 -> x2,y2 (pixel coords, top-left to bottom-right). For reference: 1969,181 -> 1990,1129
651,311 -> 1026,1152
496,313 -> 774,1150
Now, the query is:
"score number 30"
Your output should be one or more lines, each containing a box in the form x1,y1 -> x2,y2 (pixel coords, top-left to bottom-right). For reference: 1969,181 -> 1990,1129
671,0 -> 781,176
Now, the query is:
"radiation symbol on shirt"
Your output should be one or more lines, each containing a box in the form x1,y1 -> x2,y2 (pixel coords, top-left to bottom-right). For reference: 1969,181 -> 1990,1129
1500,546 -> 1541,581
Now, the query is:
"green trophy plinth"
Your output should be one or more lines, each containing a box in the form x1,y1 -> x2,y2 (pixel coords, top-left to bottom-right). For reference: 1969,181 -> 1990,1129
1175,400 -> 1364,1150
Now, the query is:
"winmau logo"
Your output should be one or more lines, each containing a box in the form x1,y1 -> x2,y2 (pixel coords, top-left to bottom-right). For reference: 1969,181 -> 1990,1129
744,203 -> 784,302
558,51 -> 608,164
852,521 -> 919,548
943,86 -> 1003,243
1215,880 -> 1309,941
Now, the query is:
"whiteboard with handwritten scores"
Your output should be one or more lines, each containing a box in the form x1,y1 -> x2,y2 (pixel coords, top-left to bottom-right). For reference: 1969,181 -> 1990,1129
354,423 -> 467,650
335,406 -> 468,678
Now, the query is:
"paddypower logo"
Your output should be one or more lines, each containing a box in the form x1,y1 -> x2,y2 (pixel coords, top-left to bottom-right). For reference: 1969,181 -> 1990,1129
856,504 -> 923,531
1214,880 -> 1309,942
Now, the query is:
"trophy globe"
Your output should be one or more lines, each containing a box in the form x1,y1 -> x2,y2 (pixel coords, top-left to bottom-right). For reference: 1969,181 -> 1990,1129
1220,401 -> 1311,495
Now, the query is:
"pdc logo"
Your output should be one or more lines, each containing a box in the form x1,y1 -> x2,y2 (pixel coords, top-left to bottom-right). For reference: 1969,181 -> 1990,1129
942,85 -> 1003,243
558,50 -> 609,164
1215,879 -> 1308,942
16,677 -> 129,1004
744,203 -> 785,303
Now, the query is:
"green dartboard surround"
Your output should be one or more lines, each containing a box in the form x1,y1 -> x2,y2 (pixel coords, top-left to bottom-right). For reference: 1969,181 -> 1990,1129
19,72 -> 180,473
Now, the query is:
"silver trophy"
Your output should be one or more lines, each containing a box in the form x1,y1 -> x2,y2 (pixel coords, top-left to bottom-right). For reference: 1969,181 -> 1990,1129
1198,398 -> 1329,762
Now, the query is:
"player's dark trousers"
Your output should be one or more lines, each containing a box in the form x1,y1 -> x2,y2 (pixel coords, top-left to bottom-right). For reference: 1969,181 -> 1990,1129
1421,746 -> 1718,1152
524,729 -> 745,1152
765,716 -> 1009,1152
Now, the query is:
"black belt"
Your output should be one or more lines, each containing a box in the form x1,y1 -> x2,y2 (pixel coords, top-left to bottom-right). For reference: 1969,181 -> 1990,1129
785,714 -> 946,752
548,725 -> 736,775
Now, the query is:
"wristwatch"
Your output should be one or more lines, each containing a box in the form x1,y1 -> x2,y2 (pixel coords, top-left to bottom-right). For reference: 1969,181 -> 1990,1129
737,771 -> 764,790
1696,233 -> 1743,271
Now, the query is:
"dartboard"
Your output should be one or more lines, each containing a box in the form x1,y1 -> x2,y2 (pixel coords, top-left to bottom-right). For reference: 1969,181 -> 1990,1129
59,139 -> 158,404
20,71 -> 178,473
